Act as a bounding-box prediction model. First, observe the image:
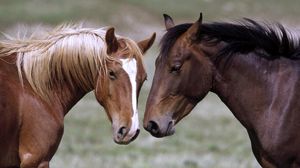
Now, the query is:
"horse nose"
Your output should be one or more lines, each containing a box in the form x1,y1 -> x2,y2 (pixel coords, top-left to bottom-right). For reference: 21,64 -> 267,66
145,120 -> 160,136
144,119 -> 175,138
117,126 -> 128,140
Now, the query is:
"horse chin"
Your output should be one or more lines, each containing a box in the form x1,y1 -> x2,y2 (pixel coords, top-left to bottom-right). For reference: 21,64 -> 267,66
165,127 -> 176,137
150,127 -> 175,138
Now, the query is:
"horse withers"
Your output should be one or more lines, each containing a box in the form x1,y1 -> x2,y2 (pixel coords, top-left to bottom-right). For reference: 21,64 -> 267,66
144,13 -> 300,167
0,25 -> 155,167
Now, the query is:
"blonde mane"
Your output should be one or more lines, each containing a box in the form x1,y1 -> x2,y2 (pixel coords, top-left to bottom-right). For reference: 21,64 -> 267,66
0,24 -> 143,101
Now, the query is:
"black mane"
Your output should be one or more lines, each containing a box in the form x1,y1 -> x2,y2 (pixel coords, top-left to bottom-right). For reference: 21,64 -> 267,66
160,19 -> 300,60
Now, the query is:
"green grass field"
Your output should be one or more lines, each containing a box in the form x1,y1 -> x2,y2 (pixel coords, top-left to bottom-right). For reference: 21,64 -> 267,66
1,0 -> 300,167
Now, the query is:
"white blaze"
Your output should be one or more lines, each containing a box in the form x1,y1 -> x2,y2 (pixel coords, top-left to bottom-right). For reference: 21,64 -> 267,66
121,58 -> 139,135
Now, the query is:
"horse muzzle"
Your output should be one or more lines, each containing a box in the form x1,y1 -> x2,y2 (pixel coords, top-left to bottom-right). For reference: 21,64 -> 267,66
113,126 -> 140,145
144,117 -> 175,138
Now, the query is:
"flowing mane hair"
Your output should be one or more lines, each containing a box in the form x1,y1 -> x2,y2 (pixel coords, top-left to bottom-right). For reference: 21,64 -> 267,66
0,24 -> 143,101
160,19 -> 300,62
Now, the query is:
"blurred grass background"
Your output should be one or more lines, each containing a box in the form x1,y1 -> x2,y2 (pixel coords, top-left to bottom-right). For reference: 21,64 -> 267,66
1,0 -> 300,167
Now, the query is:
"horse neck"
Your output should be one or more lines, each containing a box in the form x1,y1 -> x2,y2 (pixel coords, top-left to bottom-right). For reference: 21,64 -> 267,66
53,84 -> 90,115
26,77 -> 90,116
210,52 -> 286,128
3,54 -> 91,116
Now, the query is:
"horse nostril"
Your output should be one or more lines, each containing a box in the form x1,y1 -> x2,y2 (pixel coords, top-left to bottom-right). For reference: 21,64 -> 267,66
147,120 -> 159,134
117,126 -> 127,139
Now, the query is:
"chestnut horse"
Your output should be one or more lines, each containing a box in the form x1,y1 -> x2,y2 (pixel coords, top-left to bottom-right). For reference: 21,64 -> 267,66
0,25 -> 155,168
144,14 -> 300,167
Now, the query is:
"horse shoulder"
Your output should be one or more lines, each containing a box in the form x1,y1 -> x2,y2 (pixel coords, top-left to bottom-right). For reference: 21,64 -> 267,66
250,63 -> 300,166
0,60 -> 22,167
18,91 -> 64,167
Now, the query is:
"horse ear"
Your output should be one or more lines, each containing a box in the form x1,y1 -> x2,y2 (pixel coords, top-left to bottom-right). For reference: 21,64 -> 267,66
138,33 -> 156,54
163,14 -> 175,30
186,13 -> 203,41
105,27 -> 119,55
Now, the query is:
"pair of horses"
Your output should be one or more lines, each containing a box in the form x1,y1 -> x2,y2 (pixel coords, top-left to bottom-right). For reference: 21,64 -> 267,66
1,13 -> 300,167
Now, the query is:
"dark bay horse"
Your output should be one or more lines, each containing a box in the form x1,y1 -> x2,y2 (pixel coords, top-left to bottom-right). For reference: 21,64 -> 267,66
0,25 -> 155,168
144,13 -> 300,167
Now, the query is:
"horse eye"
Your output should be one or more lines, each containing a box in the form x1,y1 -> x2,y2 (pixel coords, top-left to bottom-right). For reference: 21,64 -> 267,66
170,64 -> 182,74
108,70 -> 116,80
